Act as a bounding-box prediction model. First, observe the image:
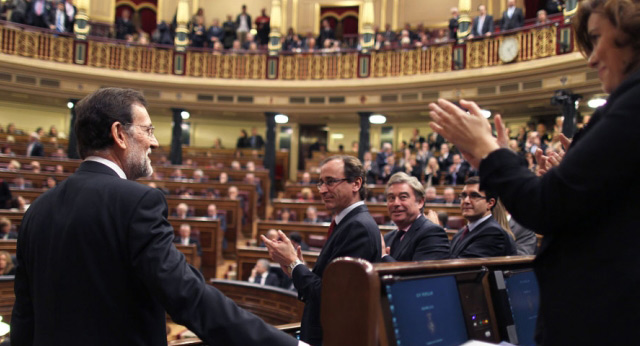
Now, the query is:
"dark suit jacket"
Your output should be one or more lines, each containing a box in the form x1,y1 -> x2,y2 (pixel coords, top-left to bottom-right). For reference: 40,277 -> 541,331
248,135 -> 264,149
11,161 -> 296,346
174,236 -> 202,256
235,13 -> 252,30
382,216 -> 450,262
292,204 -> 381,345
251,272 -> 280,287
27,142 -> 43,157
501,7 -> 524,31
115,17 -> 135,40
509,218 -> 537,255
472,15 -> 494,36
448,17 -> 459,39
449,216 -> 516,258
479,69 -> 640,345
445,161 -> 470,185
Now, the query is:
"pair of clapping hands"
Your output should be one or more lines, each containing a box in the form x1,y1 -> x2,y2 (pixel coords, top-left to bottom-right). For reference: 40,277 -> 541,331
428,99 -> 570,174
261,231 -> 304,278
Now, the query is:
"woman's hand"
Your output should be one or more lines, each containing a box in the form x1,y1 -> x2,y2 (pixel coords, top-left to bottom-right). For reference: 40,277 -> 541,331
429,99 -> 500,168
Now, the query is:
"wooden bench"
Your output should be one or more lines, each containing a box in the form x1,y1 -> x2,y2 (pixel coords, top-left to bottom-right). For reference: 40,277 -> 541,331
236,246 -> 319,282
0,155 -> 80,173
0,276 -> 14,324
169,218 -> 222,279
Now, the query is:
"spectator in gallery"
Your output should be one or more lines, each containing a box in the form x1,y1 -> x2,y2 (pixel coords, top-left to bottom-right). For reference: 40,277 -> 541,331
50,1 -> 68,33
536,9 -> 550,24
190,15 -> 207,48
255,8 -> 270,45
317,19 -> 335,49
501,0 -> 524,31
49,125 -> 59,138
152,21 -> 173,45
222,14 -> 237,49
248,127 -> 265,150
9,0 -> 29,24
237,129 -> 249,148
28,0 -> 52,29
207,19 -> 225,46
470,4 -> 494,38
235,4 -> 251,44
115,8 -> 136,40
64,0 -> 77,33
449,7 -> 459,40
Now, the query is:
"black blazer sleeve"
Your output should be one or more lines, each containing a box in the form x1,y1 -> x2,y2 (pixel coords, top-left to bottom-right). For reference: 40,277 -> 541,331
453,225 -> 511,258
128,189 -> 296,346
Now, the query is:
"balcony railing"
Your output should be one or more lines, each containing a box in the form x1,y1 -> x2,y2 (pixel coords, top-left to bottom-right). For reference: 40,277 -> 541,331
0,19 -> 575,81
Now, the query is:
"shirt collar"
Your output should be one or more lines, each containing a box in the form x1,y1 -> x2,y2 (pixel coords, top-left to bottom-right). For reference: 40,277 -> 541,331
467,213 -> 492,232
85,156 -> 127,179
399,214 -> 421,232
335,200 -> 365,225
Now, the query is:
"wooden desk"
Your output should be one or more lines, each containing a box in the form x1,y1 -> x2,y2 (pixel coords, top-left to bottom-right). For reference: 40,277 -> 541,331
174,244 -> 201,270
209,279 -> 304,325
0,276 -> 14,324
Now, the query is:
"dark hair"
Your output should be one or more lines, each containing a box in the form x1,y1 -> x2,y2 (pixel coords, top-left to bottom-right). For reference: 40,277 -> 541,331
464,176 -> 498,209
575,0 -> 640,74
289,232 -> 303,244
74,88 -> 147,159
321,155 -> 367,200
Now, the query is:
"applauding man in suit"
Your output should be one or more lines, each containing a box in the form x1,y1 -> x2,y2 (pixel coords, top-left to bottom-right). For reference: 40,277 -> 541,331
470,5 -> 494,38
262,155 -> 381,345
382,172 -> 450,262
450,177 -> 516,258
501,0 -> 524,31
248,259 -> 280,287
12,88 -> 300,346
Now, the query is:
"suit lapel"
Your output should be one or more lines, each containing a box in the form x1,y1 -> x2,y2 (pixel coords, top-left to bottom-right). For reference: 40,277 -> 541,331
392,216 -> 425,258
453,218 -> 492,255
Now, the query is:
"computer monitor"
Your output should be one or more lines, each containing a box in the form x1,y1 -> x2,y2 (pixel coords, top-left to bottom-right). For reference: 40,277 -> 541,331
384,275 -> 468,346
493,269 -> 540,346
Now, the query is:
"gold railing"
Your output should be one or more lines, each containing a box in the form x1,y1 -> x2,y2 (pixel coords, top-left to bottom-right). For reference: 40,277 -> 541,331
0,21 -> 571,81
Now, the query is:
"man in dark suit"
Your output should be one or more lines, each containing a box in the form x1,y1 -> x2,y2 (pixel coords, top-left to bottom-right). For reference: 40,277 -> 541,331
115,8 -> 135,40
26,132 -> 44,157
501,0 -> 524,31
248,127 -> 265,149
248,259 -> 280,287
445,153 -> 470,185
450,177 -> 516,258
262,155 -> 382,345
174,223 -> 202,256
470,5 -> 494,38
375,142 -> 393,173
11,88 -> 299,346
448,7 -> 459,40
27,0 -> 51,28
381,172 -> 450,262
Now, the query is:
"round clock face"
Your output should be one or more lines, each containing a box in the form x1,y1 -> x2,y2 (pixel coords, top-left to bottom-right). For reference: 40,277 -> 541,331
499,37 -> 519,63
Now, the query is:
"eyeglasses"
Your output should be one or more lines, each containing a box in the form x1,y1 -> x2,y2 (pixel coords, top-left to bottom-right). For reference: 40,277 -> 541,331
459,192 -> 486,200
130,124 -> 155,138
316,178 -> 348,189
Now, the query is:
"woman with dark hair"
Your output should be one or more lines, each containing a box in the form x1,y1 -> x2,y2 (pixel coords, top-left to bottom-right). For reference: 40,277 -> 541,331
428,0 -> 640,343
236,129 -> 249,148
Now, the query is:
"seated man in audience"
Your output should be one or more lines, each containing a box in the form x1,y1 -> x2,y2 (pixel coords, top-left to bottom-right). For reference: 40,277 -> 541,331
245,161 -> 256,171
300,172 -> 313,185
0,217 -> 18,240
173,224 -> 202,256
170,168 -> 186,180
248,259 -> 279,287
289,232 -> 310,251
54,165 -> 64,174
244,172 -> 263,201
382,172 -> 450,262
174,203 -> 192,219
230,160 -> 241,171
219,172 -> 229,184
6,160 -> 21,171
303,206 -> 326,223
259,229 -> 280,247
30,161 -> 41,174
192,169 -> 207,182
440,187 -> 459,205
362,151 -> 378,184
424,186 -> 443,203
450,177 -> 516,258
206,203 -> 227,231
11,176 -> 32,190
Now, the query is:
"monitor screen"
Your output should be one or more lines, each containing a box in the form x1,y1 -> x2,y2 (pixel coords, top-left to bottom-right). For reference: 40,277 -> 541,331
385,275 -> 468,346
504,270 -> 539,346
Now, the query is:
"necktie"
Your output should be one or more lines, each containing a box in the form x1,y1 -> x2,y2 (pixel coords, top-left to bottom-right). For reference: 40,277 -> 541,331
460,225 -> 469,240
327,220 -> 336,238
393,229 -> 407,250
57,12 -> 65,32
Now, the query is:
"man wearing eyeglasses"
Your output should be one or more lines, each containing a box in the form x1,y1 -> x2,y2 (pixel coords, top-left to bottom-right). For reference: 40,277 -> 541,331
262,155 -> 382,345
449,176 -> 516,258
12,88 -> 300,346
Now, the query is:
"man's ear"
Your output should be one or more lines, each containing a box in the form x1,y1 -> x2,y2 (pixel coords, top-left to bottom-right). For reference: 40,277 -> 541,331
487,197 -> 496,210
111,122 -> 128,150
